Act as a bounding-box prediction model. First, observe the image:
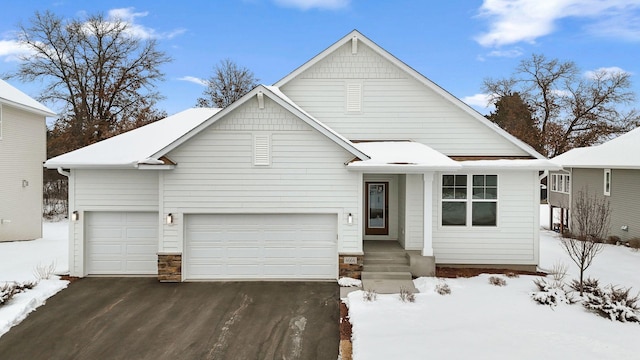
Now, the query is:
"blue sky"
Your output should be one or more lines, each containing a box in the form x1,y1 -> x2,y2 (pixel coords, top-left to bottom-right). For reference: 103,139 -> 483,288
1,0 -> 639,117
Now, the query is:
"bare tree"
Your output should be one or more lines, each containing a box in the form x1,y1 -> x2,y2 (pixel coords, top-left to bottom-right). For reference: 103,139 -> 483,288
484,54 -> 639,157
6,10 -> 171,217
560,189 -> 611,296
196,59 -> 258,108
7,10 -> 171,152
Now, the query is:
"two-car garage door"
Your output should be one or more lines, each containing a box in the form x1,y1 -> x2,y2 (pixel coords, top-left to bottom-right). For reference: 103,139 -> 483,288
185,214 -> 337,280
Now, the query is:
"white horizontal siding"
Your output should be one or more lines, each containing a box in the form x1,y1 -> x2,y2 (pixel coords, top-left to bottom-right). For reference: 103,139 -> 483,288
431,171 -> 539,265
163,97 -> 361,254
280,42 -> 527,157
0,105 -> 45,241
74,170 -> 159,209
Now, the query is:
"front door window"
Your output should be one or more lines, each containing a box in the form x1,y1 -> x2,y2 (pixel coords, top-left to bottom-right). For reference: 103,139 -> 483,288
366,182 -> 388,235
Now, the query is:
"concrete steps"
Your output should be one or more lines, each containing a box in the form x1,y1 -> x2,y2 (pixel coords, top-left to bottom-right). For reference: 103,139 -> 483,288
360,241 -> 417,294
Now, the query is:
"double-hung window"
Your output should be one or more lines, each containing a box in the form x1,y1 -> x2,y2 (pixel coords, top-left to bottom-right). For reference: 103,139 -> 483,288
442,175 -> 498,227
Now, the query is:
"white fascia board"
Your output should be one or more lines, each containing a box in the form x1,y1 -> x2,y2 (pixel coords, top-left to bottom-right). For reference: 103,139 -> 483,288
0,98 -> 56,117
458,159 -> 562,171
346,164 -> 462,173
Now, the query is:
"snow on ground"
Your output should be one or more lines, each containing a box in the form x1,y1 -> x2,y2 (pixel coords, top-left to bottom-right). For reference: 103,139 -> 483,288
0,221 -> 69,338
347,205 -> 640,360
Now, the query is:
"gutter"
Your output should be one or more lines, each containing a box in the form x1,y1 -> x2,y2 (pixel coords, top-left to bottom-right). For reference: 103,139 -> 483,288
57,167 -> 70,177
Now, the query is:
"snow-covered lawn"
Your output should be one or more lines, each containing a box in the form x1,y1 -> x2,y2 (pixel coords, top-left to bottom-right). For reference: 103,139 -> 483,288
0,221 -> 69,338
347,205 -> 640,359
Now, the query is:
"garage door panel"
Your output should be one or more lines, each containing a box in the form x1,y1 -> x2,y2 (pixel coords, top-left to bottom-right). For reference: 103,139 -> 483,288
185,214 -> 337,280
86,212 -> 158,275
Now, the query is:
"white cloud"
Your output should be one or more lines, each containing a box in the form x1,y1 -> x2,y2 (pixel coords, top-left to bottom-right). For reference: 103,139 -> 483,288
475,0 -> 640,47
487,48 -> 523,58
273,0 -> 350,10
0,39 -> 33,62
462,93 -> 496,114
584,66 -> 628,79
107,7 -> 186,39
178,76 -> 208,86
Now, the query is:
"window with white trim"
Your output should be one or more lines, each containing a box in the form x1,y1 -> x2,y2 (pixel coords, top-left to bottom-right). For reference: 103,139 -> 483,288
604,169 -> 611,196
550,173 -> 570,194
442,174 -> 498,227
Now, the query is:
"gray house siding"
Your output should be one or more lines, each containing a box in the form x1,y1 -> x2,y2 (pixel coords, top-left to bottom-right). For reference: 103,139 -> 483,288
569,168 -> 640,241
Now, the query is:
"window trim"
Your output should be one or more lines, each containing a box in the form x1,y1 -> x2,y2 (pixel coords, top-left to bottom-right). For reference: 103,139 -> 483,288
440,174 -> 499,228
604,169 -> 611,196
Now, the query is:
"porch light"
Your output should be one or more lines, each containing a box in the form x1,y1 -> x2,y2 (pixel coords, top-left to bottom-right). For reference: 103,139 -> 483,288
166,213 -> 174,225
71,211 -> 79,221
348,213 -> 353,224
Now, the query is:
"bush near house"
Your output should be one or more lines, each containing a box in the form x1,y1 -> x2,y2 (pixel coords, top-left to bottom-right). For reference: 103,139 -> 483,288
628,238 -> 640,250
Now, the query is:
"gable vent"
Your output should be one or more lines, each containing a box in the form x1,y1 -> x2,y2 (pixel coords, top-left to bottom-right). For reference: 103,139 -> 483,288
346,82 -> 362,113
253,133 -> 271,166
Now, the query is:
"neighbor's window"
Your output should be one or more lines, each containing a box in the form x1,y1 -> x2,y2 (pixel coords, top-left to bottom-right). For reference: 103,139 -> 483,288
442,174 -> 498,227
604,169 -> 611,196
550,173 -> 570,194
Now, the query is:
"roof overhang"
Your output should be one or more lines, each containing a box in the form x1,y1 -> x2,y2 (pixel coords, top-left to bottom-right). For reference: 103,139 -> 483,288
347,141 -> 462,173
458,159 -> 562,171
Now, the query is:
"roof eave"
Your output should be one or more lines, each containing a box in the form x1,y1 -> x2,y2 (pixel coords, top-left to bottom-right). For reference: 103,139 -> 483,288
1,98 -> 56,117
346,164 -> 462,173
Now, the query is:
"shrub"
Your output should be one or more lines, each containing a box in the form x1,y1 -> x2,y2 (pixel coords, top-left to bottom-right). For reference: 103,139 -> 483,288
435,281 -> 451,295
549,261 -> 568,285
504,272 -> 519,278
489,276 -> 507,286
628,238 -> 640,250
34,261 -> 57,280
0,281 -> 38,306
362,289 -> 377,302
606,236 -> 621,245
531,278 -> 573,306
569,277 -> 601,296
399,287 -> 416,303
583,285 -> 640,323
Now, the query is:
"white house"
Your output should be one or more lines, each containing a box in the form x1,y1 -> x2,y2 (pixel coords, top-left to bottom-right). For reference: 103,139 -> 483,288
0,80 -> 56,242
45,31 -> 559,281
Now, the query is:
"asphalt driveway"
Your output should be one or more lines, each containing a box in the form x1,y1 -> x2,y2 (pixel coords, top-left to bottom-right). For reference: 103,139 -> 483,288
0,278 -> 339,359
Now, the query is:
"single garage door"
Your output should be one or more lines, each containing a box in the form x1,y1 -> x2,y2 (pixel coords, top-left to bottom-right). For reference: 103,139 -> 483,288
185,214 -> 337,280
86,212 -> 158,275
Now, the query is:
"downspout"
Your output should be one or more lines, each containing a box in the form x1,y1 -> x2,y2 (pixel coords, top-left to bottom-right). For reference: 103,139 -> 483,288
57,167 -> 70,177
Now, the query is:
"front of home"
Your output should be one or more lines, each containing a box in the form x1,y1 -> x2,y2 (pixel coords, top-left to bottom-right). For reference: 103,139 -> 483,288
45,31 -> 558,281
550,127 -> 640,242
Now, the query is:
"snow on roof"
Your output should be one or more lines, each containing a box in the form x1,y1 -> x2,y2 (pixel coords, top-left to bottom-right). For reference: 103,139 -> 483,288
0,79 -> 56,116
551,127 -> 640,169
458,159 -> 561,171
44,108 -> 220,169
347,141 -> 461,173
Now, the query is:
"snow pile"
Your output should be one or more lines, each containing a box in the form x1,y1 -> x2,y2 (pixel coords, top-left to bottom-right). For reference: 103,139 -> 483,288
338,277 -> 362,287
0,221 -> 70,338
346,230 -> 640,359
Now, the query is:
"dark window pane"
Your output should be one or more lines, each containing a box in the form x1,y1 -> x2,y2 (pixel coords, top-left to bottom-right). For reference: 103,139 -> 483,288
442,175 -> 454,186
455,175 -> 467,186
472,202 -> 496,226
473,175 -> 484,186
455,188 -> 467,199
443,202 -> 466,226
473,187 -> 484,199
442,188 -> 454,199
486,187 -> 497,199
486,175 -> 497,186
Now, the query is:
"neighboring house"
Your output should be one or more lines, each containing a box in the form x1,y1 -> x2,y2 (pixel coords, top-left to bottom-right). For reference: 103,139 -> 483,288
550,127 -> 640,242
0,79 -> 56,242
44,31 -> 558,281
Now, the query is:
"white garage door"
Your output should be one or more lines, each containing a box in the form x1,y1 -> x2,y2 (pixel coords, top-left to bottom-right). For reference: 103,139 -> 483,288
86,212 -> 158,275
185,214 -> 337,280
